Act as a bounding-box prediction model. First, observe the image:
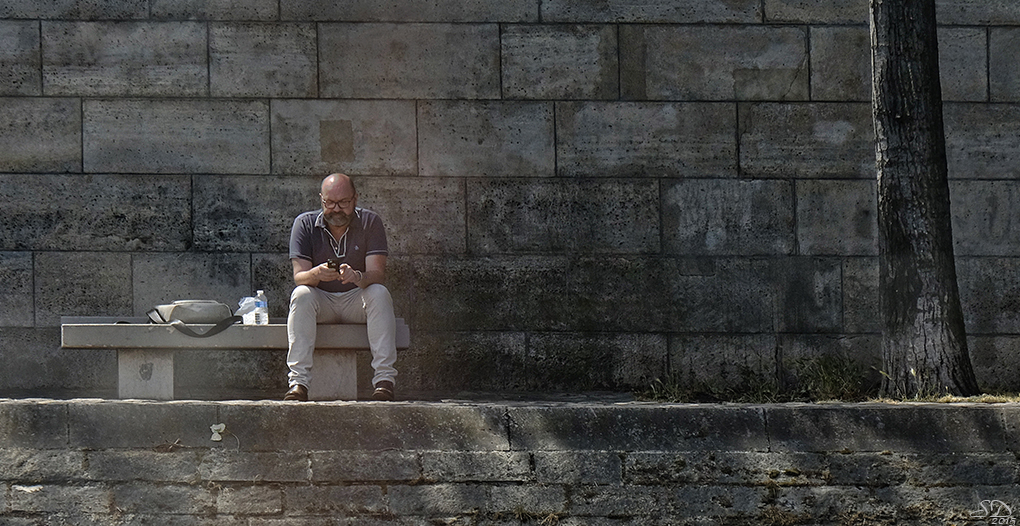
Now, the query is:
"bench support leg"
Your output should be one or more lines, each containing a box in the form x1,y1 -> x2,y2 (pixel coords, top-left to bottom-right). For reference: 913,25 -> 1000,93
308,349 -> 357,401
119,349 -> 174,400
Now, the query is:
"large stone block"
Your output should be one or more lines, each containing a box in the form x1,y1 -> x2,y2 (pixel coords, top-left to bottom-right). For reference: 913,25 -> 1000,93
797,179 -> 877,256
778,334 -> 883,392
217,486 -> 282,515
9,483 -> 111,514
621,25 -> 808,101
764,0 -> 867,23
132,253 -> 253,317
422,451 -> 532,482
669,334 -> 777,392
0,21 -> 40,96
842,257 -> 880,334
319,23 -> 499,99
527,332 -> 667,390
285,485 -> 386,515
67,400 -> 218,449
542,0 -> 762,23
534,451 -> 622,485
489,485 -> 566,514
395,331 -> 529,392
662,179 -> 795,256
937,0 -> 1020,25
0,399 -> 70,448
990,28 -> 1020,102
356,177 -> 466,255
0,173 -> 192,251
418,101 -> 554,177
0,449 -> 86,482
280,0 -> 537,22
0,251 -> 33,327
0,327 -> 115,394
951,180 -> 1020,255
86,450 -> 201,483
957,257 -> 1020,334
774,257 -> 843,333
940,27 -> 988,102
507,405 -> 769,451
35,251 -> 132,326
0,0 -> 147,19
945,103 -> 1020,179
112,483 -> 215,515
969,336 -> 1020,391
151,0 -> 278,20
310,450 -> 419,482
252,252 -> 293,319
466,179 -> 659,254
210,23 -> 316,97
271,99 -> 417,176
387,483 -> 489,515
192,174 -> 320,252
83,99 -> 269,174
501,24 -> 617,100
42,21 -> 207,97
740,102 -> 874,178
809,26 -> 870,102
0,97 -> 80,173
556,102 -> 736,177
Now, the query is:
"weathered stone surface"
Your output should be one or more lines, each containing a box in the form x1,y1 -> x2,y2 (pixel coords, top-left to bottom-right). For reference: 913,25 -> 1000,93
356,177 -> 466,255
0,174 -> 192,252
809,26 -> 870,102
192,175 -> 316,252
0,0 -> 147,19
778,334 -> 883,392
218,403 -> 509,451
971,336 -> 1020,391
131,253 -> 253,317
951,181 -> 1020,256
418,101 -> 554,177
422,451 -> 531,482
957,257 -> 1020,334
0,97 -> 80,173
0,252 -> 32,327
35,252 -> 132,326
489,484 -> 566,514
0,21 -> 40,96
86,450 -> 201,482
501,24 -> 617,100
991,28 -> 1020,102
467,179 -> 659,254
0,449 -> 86,481
766,403 -> 1008,453
319,23 -> 499,99
508,405 -> 768,451
774,258 -> 842,333
527,333 -> 667,391
946,103 -> 1020,179
311,450 -> 418,481
42,21 -> 206,96
841,257 -> 880,334
83,99 -> 269,174
252,252 -> 293,319
9,483 -> 110,514
151,0 -> 278,20
543,0 -> 762,23
271,99 -> 417,176
764,0 -> 867,23
67,400 -> 217,449
217,486 -> 282,515
740,102 -> 873,178
210,23 -> 316,97
0,400 -> 69,448
557,102 -> 736,177
0,327 -> 115,394
387,483 -> 488,515
937,0 -> 1020,25
534,451 -> 622,485
940,27 -> 988,102
112,483 -> 214,514
281,0 -> 537,22
670,334 -> 777,392
621,25 -> 808,101
662,179 -> 794,256
797,179 -> 877,256
394,331 -> 529,392
286,485 -> 386,515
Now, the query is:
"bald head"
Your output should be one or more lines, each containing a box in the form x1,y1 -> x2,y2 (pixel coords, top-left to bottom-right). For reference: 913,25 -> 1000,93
321,173 -> 355,196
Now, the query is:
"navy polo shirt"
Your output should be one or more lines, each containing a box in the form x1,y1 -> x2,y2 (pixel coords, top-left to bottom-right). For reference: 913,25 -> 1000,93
289,208 -> 388,293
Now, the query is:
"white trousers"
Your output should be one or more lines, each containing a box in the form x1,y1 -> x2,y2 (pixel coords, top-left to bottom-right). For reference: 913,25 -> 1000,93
286,284 -> 398,388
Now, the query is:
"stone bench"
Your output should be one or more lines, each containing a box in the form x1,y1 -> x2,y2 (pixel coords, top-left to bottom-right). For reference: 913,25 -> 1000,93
60,316 -> 410,401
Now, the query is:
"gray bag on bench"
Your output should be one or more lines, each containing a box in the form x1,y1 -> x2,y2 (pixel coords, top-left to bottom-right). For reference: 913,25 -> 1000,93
147,300 -> 241,338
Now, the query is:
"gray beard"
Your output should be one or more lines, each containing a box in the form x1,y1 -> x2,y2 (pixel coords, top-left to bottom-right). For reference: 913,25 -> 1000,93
324,211 -> 351,228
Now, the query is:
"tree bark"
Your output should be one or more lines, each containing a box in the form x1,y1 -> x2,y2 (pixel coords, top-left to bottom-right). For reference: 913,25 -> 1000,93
870,0 -> 980,397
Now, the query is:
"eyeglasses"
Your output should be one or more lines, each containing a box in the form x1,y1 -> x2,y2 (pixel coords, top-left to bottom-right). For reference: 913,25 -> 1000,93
320,196 -> 354,209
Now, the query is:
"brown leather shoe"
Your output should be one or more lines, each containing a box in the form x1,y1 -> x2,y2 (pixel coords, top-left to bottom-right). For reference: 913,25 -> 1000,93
284,384 -> 308,401
372,381 -> 394,401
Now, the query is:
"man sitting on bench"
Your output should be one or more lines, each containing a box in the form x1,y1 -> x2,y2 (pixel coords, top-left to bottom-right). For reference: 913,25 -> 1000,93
284,173 -> 397,402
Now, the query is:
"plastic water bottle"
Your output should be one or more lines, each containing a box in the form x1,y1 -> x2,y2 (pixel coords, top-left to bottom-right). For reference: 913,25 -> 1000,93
254,290 -> 269,325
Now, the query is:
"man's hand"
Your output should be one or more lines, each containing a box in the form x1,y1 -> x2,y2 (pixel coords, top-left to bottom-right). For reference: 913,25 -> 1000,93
315,262 -> 341,282
337,263 -> 363,284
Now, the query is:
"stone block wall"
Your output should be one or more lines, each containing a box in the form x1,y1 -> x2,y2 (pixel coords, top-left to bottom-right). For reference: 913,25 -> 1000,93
2,0 -> 1020,396
2,399 -> 1020,524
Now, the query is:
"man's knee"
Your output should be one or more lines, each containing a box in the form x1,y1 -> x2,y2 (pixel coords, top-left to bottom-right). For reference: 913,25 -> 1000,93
290,285 -> 317,308
363,283 -> 393,306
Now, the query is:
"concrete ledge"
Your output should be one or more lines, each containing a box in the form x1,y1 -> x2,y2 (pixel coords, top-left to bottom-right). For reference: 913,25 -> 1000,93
1,399 -> 1019,523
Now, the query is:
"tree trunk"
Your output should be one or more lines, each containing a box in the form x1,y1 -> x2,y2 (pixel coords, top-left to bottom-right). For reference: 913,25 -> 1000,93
870,0 -> 980,397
